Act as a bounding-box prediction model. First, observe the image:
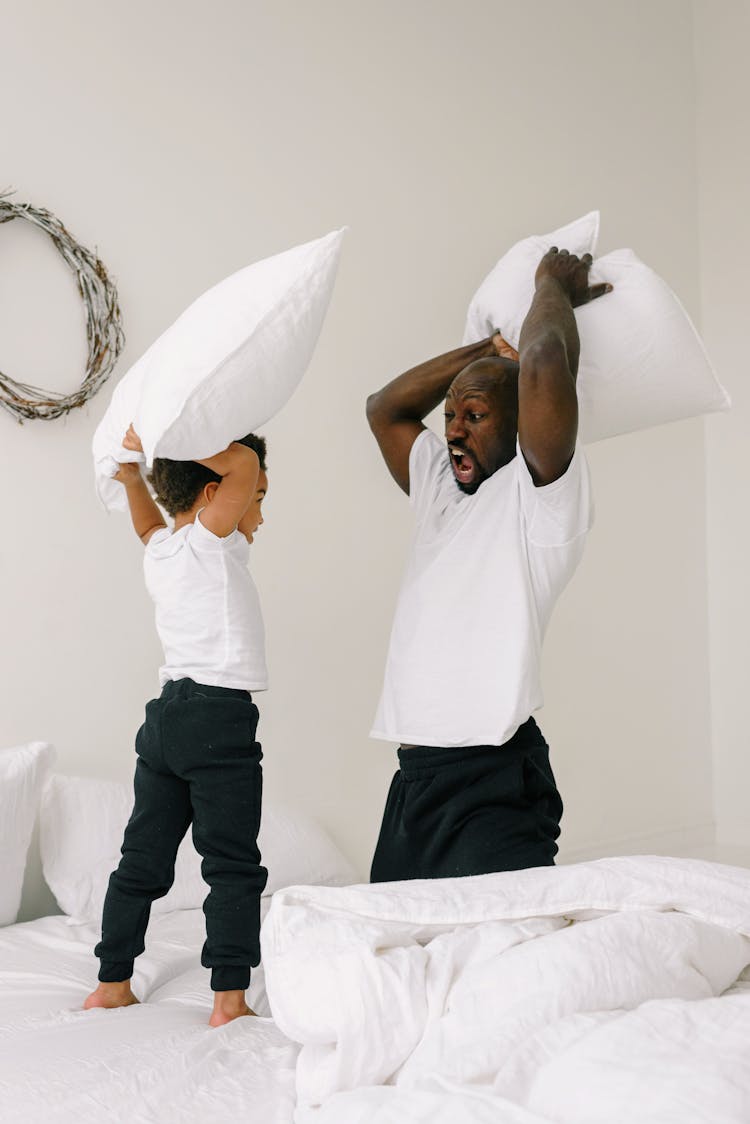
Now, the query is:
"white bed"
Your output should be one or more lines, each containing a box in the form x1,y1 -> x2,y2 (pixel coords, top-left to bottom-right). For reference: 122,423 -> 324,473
4,761 -> 750,1123
262,855 -> 750,1124
0,908 -> 299,1119
0,906 -> 298,1124
0,768 -> 359,1124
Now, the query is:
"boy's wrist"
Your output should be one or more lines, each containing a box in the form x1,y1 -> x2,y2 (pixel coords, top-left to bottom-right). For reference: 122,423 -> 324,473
113,462 -> 144,487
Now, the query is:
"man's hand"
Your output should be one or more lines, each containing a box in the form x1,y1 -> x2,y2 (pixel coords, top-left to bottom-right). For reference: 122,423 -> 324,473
122,424 -> 144,453
490,331 -> 519,362
534,248 -> 612,309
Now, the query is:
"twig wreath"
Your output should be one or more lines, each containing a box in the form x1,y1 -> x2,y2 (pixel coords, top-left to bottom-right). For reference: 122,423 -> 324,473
0,192 -> 125,421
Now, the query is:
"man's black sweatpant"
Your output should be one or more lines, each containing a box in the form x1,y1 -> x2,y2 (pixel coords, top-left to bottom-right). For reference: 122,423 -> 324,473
95,678 -> 267,992
370,717 -> 562,882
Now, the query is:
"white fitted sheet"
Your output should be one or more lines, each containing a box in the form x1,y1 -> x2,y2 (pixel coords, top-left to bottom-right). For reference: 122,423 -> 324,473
0,907 -> 298,1124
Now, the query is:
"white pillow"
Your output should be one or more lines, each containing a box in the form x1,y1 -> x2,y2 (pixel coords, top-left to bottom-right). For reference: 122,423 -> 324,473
575,249 -> 730,441
93,228 -> 345,512
463,228 -> 730,442
0,742 -> 55,926
40,773 -> 358,922
462,211 -> 600,349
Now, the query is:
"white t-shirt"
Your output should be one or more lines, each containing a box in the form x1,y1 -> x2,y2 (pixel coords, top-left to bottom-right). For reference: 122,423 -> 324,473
144,513 -> 268,692
371,429 -> 592,748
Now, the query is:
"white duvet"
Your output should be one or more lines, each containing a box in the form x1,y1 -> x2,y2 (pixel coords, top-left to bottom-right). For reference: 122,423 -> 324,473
262,856 -> 750,1124
0,908 -> 298,1124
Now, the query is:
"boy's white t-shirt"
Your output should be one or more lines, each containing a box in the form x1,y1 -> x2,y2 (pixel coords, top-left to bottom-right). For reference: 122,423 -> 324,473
144,513 -> 268,692
371,429 -> 593,748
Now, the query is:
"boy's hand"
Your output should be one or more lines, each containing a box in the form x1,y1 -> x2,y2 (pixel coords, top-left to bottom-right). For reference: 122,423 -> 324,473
113,462 -> 143,486
122,424 -> 144,453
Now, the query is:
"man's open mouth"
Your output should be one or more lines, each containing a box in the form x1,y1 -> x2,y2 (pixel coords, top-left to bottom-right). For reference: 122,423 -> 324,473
449,445 -> 477,486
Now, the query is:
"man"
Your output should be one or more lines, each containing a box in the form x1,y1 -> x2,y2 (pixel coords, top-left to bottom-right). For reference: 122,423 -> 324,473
366,247 -> 612,882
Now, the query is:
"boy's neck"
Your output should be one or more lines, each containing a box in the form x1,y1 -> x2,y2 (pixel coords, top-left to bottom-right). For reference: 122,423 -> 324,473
173,500 -> 203,533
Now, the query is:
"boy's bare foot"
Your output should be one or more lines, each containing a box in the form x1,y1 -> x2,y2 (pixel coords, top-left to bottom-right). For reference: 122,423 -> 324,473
83,981 -> 140,1010
209,988 -> 256,1027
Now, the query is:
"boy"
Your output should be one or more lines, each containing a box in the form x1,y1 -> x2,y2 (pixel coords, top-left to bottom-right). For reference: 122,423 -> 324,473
84,425 -> 269,1026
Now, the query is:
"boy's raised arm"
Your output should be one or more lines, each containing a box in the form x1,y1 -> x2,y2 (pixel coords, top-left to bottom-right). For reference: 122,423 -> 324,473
194,443 -> 260,539
114,462 -> 167,545
113,424 -> 167,545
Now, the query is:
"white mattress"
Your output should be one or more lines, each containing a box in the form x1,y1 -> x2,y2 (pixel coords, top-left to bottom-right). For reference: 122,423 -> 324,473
0,908 -> 298,1124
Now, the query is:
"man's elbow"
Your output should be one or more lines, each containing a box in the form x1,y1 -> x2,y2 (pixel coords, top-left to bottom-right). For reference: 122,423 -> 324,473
522,332 -> 566,368
366,391 -> 385,432
366,388 -> 415,437
520,334 -> 573,386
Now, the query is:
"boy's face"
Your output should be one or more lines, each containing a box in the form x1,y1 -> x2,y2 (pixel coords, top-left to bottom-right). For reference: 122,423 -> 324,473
238,470 -> 268,544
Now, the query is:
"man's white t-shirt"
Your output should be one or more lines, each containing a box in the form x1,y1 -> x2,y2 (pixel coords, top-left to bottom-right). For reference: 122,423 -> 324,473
371,429 -> 592,748
144,514 -> 268,692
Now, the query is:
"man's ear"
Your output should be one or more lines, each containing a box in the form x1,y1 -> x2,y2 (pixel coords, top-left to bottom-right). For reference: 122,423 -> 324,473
203,481 -> 220,506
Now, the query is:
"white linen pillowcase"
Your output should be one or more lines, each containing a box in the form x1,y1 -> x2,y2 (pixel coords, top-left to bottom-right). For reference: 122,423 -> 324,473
463,222 -> 729,442
462,210 -> 600,349
0,741 -> 56,926
574,248 -> 730,441
93,228 -> 345,512
40,773 -> 358,922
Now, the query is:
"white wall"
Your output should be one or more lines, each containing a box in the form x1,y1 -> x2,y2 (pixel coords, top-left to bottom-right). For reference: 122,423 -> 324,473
694,0 -> 750,850
1,0 -> 715,921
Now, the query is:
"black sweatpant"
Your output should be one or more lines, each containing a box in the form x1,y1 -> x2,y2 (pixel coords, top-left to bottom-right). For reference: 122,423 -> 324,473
95,678 -> 267,992
370,717 -> 562,883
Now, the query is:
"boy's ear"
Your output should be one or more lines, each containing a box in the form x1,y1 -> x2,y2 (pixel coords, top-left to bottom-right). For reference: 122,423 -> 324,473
203,481 -> 220,505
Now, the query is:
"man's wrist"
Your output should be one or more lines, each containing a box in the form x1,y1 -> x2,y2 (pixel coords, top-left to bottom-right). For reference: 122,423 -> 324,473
535,275 -> 571,303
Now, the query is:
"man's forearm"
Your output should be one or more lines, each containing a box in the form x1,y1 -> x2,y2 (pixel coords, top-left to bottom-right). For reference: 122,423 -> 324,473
518,278 -> 580,378
367,337 -> 497,424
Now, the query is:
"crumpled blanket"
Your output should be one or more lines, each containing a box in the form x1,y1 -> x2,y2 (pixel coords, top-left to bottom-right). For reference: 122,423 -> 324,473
262,855 -> 750,1123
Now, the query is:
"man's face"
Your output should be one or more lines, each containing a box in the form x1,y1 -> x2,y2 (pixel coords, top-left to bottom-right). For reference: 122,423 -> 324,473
444,361 -> 518,494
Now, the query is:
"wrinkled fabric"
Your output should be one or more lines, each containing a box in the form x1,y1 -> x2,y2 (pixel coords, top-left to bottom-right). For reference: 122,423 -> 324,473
263,855 -> 750,1123
0,907 -> 298,1124
0,741 -> 55,926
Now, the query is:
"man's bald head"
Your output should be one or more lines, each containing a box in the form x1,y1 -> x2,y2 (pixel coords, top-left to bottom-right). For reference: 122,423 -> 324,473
447,355 -> 519,410
444,355 -> 520,493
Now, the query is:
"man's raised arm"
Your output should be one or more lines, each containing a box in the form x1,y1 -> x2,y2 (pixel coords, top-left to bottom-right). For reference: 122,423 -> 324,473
366,335 -> 508,494
517,248 -> 611,486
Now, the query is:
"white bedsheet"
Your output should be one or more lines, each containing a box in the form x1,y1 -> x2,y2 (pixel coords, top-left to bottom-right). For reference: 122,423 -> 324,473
262,855 -> 750,1123
0,908 -> 298,1124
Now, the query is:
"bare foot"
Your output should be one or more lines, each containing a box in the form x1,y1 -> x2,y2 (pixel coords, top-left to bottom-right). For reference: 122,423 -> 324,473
209,988 -> 256,1027
83,981 -> 140,1010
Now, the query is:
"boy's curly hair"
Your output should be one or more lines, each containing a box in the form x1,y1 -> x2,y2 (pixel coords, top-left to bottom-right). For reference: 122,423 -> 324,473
148,433 -> 267,517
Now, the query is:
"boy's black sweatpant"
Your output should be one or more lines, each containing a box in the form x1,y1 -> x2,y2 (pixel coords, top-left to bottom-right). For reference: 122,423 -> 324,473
95,678 -> 267,992
369,717 -> 562,883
